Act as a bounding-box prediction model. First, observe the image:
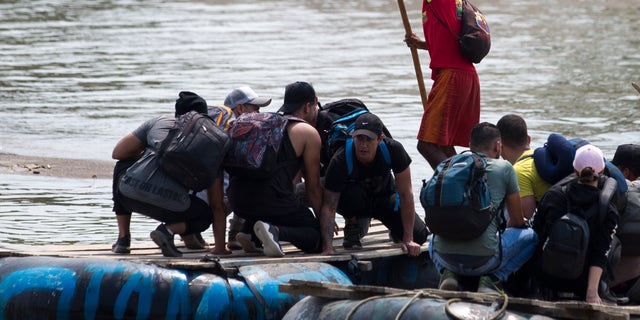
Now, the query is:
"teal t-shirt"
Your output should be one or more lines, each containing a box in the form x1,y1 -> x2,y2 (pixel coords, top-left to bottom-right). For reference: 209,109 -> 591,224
432,155 -> 520,257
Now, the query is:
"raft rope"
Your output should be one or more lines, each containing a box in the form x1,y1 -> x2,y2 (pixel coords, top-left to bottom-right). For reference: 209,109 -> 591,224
444,292 -> 509,320
343,291 -> 442,320
343,290 -> 508,320
394,291 -> 442,320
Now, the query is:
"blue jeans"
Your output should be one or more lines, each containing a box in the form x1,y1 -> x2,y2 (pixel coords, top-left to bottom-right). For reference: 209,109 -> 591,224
429,227 -> 539,281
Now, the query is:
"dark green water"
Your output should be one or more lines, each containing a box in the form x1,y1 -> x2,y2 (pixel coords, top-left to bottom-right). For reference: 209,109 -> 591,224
0,0 -> 638,245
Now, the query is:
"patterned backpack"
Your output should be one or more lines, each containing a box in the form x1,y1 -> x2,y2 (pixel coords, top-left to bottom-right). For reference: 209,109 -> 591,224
223,112 -> 304,179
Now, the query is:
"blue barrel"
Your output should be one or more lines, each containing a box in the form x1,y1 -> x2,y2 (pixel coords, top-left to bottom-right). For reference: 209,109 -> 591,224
283,295 -> 540,320
0,256 -> 351,319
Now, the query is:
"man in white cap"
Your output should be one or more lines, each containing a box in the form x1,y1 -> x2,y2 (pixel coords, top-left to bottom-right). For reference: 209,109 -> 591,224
226,81 -> 324,257
224,86 -> 272,117
222,86 -> 272,250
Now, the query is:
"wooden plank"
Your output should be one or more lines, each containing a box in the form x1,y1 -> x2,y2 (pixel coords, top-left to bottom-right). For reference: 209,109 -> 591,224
420,289 -> 634,320
0,220 -> 423,270
280,279 -> 406,300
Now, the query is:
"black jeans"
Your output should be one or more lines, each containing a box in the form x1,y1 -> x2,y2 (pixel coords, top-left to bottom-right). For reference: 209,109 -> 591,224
112,160 -> 211,235
234,202 -> 321,254
338,182 -> 428,245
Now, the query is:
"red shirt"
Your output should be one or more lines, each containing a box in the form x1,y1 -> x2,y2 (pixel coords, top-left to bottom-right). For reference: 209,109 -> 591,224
423,0 -> 476,74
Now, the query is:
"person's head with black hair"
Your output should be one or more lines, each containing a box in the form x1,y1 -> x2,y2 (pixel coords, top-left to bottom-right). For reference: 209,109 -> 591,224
470,122 -> 501,159
496,114 -> 530,164
278,81 -> 318,126
174,91 -> 207,117
612,144 -> 640,181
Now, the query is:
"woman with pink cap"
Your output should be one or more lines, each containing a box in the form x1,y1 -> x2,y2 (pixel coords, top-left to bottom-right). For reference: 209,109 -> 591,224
533,145 -> 620,304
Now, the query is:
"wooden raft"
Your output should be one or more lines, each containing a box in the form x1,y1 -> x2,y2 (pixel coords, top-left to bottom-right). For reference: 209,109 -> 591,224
0,220 -> 420,273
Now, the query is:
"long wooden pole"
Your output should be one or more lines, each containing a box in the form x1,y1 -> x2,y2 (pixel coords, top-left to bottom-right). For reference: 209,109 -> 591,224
397,0 -> 429,111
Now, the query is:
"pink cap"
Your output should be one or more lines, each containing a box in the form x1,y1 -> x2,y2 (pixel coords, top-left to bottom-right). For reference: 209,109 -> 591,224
573,145 -> 605,173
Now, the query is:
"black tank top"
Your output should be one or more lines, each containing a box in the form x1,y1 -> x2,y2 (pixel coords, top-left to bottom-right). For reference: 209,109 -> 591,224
228,128 -> 303,214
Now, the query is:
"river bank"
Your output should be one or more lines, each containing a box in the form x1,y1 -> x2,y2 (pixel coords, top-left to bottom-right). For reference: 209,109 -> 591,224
0,153 -> 114,179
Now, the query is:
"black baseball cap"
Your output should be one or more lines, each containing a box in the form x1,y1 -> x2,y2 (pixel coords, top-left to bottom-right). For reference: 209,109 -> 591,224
351,113 -> 384,139
278,81 -> 316,114
612,144 -> 640,171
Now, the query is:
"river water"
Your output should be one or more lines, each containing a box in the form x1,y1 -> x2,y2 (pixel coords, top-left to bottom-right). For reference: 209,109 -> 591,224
1,0 -> 639,246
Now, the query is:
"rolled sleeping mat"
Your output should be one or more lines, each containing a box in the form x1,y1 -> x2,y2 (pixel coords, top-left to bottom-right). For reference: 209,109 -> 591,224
534,134 -> 627,193
533,133 -> 576,185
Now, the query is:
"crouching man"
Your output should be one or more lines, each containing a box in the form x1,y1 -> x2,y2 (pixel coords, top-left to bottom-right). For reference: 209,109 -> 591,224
319,113 -> 428,255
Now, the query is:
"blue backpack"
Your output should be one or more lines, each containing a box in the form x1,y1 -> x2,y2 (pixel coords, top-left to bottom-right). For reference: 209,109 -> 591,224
420,151 -> 495,240
316,99 -> 392,167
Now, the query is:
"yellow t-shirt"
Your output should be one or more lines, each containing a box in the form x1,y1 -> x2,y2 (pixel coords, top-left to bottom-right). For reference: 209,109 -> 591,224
514,149 -> 551,202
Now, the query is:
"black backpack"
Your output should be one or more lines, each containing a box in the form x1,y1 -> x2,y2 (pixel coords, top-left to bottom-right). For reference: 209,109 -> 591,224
316,99 -> 392,167
427,0 -> 491,63
540,177 -> 617,279
158,111 -> 230,191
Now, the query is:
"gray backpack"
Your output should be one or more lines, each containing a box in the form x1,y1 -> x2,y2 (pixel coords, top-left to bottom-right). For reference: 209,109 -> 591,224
158,111 -> 230,191
118,149 -> 191,212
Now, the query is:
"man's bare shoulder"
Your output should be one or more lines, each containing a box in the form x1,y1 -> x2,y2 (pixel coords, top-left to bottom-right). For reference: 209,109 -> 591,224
0,152 -> 114,179
288,121 -> 320,138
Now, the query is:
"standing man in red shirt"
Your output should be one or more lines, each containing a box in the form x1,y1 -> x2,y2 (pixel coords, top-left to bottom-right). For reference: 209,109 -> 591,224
405,0 -> 480,169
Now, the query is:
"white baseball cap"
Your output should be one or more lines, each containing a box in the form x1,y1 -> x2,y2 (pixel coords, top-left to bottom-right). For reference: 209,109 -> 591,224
573,145 -> 605,173
223,86 -> 271,109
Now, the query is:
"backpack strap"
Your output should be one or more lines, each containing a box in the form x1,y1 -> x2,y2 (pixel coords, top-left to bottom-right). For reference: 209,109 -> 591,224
598,177 -> 617,224
346,139 -> 391,176
516,153 -> 533,163
282,114 -> 307,124
330,109 -> 368,143
379,140 -> 392,165
333,109 -> 368,126
277,114 -> 307,169
560,184 -> 575,215
433,156 -> 453,207
158,111 -> 200,157
346,137 -> 355,175
560,177 -> 616,224
345,139 -> 399,212
470,151 -> 506,231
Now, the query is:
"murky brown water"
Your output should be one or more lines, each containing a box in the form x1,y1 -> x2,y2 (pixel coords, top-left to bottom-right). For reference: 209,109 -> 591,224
1,0 -> 639,246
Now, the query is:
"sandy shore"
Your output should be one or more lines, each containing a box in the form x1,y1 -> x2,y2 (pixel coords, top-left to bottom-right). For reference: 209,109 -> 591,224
0,153 -> 115,179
